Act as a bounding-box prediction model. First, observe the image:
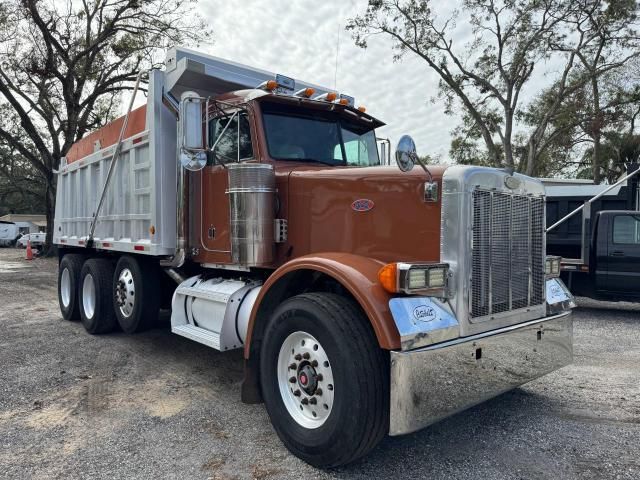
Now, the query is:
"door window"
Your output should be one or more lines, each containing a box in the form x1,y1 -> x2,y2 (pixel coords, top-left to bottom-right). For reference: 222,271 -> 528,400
612,215 -> 640,245
208,112 -> 253,165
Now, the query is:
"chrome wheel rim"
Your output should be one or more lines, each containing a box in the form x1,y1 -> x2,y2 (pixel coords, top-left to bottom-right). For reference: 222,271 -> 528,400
60,268 -> 71,308
277,331 -> 335,429
82,274 -> 96,319
115,268 -> 135,318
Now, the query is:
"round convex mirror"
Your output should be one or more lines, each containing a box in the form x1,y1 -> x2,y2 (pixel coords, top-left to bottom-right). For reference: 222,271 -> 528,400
180,151 -> 207,171
395,135 -> 417,172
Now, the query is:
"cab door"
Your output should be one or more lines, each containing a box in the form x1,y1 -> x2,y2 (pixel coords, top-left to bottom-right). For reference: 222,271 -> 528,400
193,110 -> 255,265
605,213 -> 640,295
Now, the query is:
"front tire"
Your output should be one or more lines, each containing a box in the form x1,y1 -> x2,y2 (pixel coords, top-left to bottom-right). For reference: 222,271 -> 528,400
259,293 -> 389,468
112,255 -> 160,334
79,258 -> 117,334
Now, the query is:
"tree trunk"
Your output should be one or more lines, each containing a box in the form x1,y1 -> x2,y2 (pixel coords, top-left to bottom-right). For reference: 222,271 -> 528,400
43,171 -> 56,257
503,106 -> 515,170
591,76 -> 602,184
592,137 -> 602,184
525,138 -> 536,176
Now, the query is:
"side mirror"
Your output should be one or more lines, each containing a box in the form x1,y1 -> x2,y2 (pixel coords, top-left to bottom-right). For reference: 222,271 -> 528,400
179,91 -> 207,171
395,135 -> 418,172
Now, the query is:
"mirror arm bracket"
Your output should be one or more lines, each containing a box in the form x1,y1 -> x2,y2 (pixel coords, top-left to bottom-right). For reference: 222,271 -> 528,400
412,153 -> 434,184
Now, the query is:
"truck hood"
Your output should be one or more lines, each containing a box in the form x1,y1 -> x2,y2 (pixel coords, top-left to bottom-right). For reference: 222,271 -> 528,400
280,165 -> 446,264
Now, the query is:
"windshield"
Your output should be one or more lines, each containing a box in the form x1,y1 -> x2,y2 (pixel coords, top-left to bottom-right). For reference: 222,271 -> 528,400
261,102 -> 380,167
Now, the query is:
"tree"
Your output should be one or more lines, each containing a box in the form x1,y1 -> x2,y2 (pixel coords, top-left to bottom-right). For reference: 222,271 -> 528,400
348,0 -> 640,176
518,57 -> 640,179
0,0 -> 210,252
0,143 -> 46,216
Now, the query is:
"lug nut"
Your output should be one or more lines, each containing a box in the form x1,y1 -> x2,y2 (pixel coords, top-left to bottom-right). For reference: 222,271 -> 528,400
301,398 -> 309,405
315,388 -> 322,396
293,389 -> 301,397
289,376 -> 296,383
302,352 -> 310,360
309,397 -> 317,405
311,360 -> 318,367
316,374 -> 323,382
294,354 -> 302,361
289,363 -> 297,370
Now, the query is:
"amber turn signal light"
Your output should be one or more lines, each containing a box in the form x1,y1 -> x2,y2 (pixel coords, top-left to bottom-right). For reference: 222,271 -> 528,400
379,262 -> 450,296
326,92 -> 337,102
357,106 -> 366,113
378,263 -> 399,294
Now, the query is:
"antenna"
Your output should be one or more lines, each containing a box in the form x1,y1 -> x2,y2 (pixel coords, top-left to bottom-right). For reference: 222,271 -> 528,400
334,22 -> 340,90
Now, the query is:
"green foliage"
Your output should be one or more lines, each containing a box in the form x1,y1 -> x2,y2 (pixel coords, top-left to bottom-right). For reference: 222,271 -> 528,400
0,143 -> 45,216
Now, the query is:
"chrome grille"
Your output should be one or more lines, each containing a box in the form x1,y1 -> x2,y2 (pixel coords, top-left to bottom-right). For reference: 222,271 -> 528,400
471,189 -> 545,318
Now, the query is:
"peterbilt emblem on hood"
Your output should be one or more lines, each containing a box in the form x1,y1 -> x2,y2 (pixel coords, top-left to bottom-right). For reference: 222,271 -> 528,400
412,305 -> 437,324
351,199 -> 374,212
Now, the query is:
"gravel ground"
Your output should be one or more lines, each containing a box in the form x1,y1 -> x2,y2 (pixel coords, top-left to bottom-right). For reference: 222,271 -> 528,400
0,248 -> 638,480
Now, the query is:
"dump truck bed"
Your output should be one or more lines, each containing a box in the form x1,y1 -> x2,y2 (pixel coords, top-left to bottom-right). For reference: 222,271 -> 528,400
53,71 -> 178,256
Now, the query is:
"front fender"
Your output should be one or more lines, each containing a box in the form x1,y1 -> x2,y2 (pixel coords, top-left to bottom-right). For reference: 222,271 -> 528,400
244,252 -> 401,358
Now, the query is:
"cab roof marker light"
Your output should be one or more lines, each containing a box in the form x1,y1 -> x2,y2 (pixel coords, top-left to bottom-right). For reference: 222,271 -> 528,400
314,92 -> 338,102
257,74 -> 295,93
357,106 -> 367,113
258,79 -> 278,91
295,87 -> 315,98
338,94 -> 355,107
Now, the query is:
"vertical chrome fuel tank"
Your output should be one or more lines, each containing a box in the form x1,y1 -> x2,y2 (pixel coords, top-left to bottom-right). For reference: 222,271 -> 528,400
227,163 -> 275,266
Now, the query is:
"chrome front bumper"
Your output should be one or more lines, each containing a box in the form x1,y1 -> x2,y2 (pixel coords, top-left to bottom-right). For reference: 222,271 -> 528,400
389,311 -> 573,436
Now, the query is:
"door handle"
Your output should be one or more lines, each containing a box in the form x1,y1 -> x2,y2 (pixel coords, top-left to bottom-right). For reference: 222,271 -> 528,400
610,251 -> 625,257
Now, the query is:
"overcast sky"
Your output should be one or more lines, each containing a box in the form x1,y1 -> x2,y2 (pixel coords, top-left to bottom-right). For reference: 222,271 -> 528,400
194,0 -> 459,161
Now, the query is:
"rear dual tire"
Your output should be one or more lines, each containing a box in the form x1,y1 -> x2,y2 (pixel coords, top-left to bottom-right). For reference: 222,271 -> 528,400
58,254 -> 160,334
112,256 -> 160,334
79,258 -> 117,334
58,254 -> 85,321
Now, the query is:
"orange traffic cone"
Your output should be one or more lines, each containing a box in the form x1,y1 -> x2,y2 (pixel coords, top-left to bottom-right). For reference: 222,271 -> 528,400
26,239 -> 33,261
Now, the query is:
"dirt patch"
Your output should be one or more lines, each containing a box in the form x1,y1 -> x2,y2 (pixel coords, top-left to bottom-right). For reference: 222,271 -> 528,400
25,405 -> 73,430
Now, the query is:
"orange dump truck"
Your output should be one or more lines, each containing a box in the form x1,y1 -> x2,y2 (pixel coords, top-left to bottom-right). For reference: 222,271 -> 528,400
54,47 -> 575,467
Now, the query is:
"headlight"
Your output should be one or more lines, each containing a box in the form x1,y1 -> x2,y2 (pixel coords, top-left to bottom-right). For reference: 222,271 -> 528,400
378,262 -> 449,297
545,256 -> 562,277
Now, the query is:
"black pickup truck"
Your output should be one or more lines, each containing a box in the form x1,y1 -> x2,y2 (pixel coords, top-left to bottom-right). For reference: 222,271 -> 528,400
545,163 -> 640,301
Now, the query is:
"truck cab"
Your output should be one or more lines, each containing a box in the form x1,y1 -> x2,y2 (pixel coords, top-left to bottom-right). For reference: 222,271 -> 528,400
571,210 -> 640,299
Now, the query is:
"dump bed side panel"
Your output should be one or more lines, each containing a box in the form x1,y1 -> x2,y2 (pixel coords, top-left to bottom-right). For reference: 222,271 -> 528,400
53,70 -> 177,256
